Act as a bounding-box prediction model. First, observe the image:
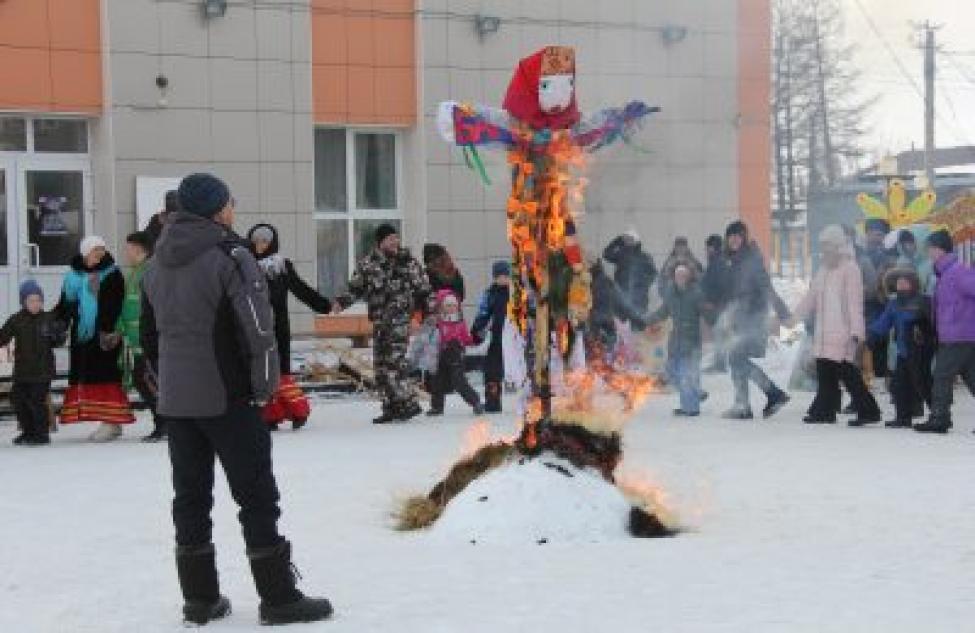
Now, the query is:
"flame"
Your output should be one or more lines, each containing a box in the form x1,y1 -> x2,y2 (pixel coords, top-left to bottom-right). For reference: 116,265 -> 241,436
615,471 -> 679,530
460,419 -> 493,459
549,365 -> 659,436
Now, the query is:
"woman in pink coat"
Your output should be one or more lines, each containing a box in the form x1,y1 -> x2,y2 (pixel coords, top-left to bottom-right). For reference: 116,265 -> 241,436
791,225 -> 881,426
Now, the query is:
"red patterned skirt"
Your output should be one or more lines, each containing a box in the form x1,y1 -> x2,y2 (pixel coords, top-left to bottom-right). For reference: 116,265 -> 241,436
60,383 -> 135,425
262,374 -> 311,425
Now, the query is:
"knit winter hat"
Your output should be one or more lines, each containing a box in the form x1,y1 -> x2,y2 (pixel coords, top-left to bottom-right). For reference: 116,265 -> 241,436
492,260 -> 511,278
79,235 -> 107,258
19,279 -> 43,306
864,218 -> 891,234
375,223 -> 398,245
178,173 -> 230,219
725,221 -> 748,239
926,229 -> 954,254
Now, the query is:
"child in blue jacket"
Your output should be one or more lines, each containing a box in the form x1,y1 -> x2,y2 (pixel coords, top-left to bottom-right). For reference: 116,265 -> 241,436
869,269 -> 935,427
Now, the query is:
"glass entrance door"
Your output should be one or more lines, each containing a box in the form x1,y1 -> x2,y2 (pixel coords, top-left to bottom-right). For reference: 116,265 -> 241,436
0,160 -> 16,311
16,161 -> 89,308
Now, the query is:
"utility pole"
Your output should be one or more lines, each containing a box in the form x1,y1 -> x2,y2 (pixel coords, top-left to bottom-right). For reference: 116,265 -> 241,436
919,21 -> 941,186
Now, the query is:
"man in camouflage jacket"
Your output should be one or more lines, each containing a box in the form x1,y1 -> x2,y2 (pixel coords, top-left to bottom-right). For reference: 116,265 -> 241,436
338,224 -> 431,423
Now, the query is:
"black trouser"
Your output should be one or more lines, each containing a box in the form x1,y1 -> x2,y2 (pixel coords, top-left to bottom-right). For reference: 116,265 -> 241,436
167,403 -> 283,550
930,343 -> 975,424
430,343 -> 480,412
11,382 -> 50,439
483,337 -> 504,412
891,353 -> 933,422
133,355 -> 163,431
807,359 -> 880,419
868,336 -> 888,379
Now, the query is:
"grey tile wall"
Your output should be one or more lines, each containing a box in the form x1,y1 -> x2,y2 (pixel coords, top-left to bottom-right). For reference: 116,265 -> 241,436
104,0 -> 316,329
417,0 -> 743,295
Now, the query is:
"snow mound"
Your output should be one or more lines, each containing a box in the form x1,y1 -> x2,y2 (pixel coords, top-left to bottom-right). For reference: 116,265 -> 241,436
430,455 -> 632,544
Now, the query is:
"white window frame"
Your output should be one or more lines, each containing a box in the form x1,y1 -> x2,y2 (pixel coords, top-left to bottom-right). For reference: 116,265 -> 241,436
313,126 -> 404,277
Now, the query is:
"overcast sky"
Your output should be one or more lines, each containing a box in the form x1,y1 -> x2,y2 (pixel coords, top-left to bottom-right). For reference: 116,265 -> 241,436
842,0 -> 975,160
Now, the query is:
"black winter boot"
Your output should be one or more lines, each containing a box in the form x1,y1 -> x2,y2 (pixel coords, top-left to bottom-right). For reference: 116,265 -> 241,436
248,541 -> 333,626
914,417 -> 952,434
484,381 -> 503,413
762,389 -> 790,419
175,544 -> 232,626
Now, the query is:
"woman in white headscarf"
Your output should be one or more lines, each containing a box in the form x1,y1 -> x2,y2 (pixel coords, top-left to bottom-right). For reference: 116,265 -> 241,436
55,236 -> 134,441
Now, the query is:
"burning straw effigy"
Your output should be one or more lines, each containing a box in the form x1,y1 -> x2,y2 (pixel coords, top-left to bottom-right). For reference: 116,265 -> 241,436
396,46 -> 676,540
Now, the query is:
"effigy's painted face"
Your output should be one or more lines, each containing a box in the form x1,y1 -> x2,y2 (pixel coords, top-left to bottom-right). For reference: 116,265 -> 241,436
539,74 -> 574,114
538,46 -> 575,115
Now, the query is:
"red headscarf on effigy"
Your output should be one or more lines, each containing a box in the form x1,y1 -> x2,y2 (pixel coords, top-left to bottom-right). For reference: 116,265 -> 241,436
502,46 -> 581,131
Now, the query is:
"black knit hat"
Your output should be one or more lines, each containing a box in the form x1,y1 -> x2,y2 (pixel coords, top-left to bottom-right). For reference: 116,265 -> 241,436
864,218 -> 891,234
375,223 -> 398,245
178,173 -> 230,218
926,229 -> 954,254
725,221 -> 748,239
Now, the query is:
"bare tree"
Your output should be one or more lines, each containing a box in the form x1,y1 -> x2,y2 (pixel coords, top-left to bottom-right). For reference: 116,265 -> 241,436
771,0 -> 874,274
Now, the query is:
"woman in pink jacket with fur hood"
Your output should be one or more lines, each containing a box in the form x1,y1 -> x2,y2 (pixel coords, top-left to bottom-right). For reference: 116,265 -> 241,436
790,225 -> 882,426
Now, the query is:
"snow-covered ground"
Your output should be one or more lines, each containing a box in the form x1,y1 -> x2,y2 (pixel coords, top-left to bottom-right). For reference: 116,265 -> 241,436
2,351 -> 974,632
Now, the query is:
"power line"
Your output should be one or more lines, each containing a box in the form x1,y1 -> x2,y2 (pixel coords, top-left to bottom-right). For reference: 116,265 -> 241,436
850,0 -> 925,100
850,3 -> 974,154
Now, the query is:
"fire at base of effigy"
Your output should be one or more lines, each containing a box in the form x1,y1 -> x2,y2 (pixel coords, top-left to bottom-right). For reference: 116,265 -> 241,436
394,367 -> 679,543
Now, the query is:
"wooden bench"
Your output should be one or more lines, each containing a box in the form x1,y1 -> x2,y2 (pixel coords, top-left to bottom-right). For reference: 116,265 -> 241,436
313,314 -> 373,348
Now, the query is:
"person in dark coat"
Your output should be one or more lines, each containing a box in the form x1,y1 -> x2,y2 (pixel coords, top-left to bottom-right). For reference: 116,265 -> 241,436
720,221 -> 791,419
423,242 -> 465,303
471,260 -> 511,412
144,189 -> 180,251
658,236 -> 705,297
868,269 -> 935,428
602,230 -> 657,323
142,173 -> 332,626
701,234 -> 728,373
0,280 -> 66,445
646,264 -> 714,417
54,235 -> 134,441
585,258 -> 648,366
247,223 -> 334,431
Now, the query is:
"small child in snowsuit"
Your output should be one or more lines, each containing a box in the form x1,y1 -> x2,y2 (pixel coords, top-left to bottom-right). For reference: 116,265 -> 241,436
868,269 -> 935,427
471,261 -> 511,413
425,289 -> 484,416
118,231 -> 163,442
0,281 -> 67,445
646,264 -> 713,417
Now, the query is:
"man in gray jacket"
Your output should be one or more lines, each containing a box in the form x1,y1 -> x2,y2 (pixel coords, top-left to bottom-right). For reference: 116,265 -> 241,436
141,173 -> 332,626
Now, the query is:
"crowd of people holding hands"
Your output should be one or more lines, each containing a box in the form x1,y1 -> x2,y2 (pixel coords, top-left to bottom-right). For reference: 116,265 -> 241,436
2,183 -> 975,448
